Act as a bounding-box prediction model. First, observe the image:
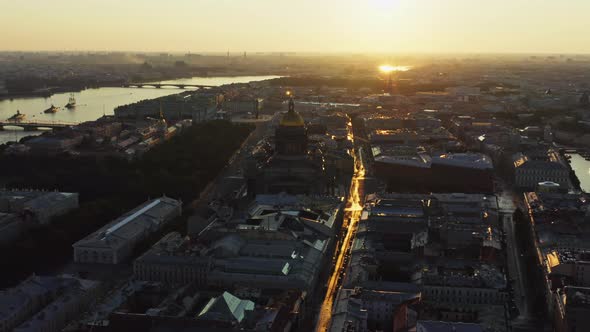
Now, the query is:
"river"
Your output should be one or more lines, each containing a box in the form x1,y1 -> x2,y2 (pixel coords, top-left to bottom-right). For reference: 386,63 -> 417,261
568,153 -> 590,193
0,75 -> 280,144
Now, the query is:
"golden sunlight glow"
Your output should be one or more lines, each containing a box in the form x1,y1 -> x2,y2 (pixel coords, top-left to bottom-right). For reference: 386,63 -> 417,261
379,65 -> 395,73
2,1 -> 590,53
317,117 -> 365,331
379,65 -> 411,73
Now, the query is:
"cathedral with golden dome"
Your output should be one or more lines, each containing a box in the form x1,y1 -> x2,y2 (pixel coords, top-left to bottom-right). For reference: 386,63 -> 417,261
279,98 -> 305,127
275,98 -> 308,156
245,96 -> 328,195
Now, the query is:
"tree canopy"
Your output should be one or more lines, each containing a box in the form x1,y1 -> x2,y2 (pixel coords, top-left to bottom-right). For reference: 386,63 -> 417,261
0,120 -> 253,286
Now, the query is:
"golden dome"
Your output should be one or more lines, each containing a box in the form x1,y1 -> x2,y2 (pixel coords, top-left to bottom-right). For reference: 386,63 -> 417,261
280,110 -> 305,127
280,97 -> 304,127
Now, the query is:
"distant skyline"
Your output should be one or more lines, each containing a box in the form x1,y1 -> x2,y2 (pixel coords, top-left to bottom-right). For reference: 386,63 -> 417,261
2,0 -> 590,54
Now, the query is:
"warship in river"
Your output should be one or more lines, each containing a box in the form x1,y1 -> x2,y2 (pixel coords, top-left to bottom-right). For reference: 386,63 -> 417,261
65,94 -> 76,109
7,110 -> 26,121
44,104 -> 59,114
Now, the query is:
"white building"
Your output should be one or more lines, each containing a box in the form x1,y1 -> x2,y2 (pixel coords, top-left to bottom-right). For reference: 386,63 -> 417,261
73,197 -> 181,264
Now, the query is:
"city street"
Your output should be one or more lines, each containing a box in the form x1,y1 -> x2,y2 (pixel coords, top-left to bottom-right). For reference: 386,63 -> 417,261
498,189 -> 537,331
315,122 -> 366,332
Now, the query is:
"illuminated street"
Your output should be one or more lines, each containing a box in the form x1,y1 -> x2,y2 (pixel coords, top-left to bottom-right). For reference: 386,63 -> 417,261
2,2 -> 587,331
316,124 -> 366,332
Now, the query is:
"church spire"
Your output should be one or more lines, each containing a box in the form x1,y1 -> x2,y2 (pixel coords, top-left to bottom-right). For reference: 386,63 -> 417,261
288,96 -> 295,113
279,91 -> 304,127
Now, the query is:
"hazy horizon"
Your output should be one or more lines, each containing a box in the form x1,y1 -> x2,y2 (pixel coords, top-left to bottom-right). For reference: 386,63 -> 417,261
2,0 -> 590,54
3,50 -> 590,56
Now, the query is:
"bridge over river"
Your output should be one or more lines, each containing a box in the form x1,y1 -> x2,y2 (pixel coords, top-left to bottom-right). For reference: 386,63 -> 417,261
0,120 -> 78,131
122,83 -> 217,89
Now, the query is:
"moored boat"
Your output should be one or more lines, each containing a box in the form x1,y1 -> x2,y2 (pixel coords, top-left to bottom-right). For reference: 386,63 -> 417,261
7,110 -> 26,121
44,104 -> 59,113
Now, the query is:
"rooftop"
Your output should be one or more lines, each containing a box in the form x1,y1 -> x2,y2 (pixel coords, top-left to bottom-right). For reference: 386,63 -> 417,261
432,153 -> 493,170
417,320 -> 483,332
421,263 -> 506,289
0,190 -> 78,212
565,286 -> 590,308
22,192 -> 78,218
0,275 -> 98,328
198,291 -> 254,323
73,197 -> 181,250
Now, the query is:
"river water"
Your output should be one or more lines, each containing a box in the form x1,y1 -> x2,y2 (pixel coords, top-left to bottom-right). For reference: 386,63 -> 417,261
0,75 -> 279,144
568,153 -> 590,193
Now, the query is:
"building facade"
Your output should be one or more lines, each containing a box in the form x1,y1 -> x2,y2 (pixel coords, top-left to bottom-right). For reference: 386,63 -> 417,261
73,197 -> 181,264
513,152 -> 570,190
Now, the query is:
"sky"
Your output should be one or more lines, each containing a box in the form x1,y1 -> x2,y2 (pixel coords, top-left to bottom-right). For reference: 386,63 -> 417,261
1,0 -> 589,54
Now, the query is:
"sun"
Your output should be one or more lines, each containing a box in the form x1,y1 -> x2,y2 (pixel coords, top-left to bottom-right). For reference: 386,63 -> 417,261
380,65 -> 411,73
379,65 -> 395,73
